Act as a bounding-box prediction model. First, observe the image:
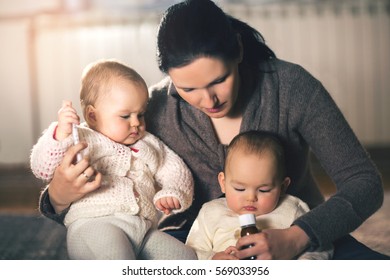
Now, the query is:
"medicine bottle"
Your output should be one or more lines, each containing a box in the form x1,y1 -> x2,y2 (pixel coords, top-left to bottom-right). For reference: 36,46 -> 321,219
239,213 -> 260,260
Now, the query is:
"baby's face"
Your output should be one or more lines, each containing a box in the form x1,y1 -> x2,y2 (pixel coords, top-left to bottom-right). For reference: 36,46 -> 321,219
92,79 -> 148,145
218,150 -> 284,216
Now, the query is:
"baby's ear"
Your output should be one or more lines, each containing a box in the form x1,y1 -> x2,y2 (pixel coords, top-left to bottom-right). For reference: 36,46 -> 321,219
281,177 -> 291,194
85,105 -> 97,126
218,172 -> 226,193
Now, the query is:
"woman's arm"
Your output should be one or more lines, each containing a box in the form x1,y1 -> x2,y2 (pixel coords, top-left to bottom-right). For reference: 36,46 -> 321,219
294,81 -> 383,248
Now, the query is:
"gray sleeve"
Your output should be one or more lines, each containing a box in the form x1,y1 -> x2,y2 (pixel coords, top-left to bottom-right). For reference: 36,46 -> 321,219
292,78 -> 383,248
39,186 -> 68,225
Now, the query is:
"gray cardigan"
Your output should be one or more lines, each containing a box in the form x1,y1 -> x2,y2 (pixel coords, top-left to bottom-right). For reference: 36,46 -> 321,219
39,58 -> 383,249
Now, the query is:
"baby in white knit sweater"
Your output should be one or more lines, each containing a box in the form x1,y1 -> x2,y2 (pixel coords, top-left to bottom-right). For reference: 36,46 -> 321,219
31,59 -> 195,260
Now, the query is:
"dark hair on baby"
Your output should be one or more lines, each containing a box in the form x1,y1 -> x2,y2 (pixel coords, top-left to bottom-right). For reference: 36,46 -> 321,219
225,130 -> 287,180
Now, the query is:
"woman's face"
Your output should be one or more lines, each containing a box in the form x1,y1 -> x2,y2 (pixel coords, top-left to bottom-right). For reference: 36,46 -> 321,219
168,56 -> 241,118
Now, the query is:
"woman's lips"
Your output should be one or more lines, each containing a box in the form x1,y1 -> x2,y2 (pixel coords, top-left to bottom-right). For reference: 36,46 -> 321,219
205,103 -> 225,114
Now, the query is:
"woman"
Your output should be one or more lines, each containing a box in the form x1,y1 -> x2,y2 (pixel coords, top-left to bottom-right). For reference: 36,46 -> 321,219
40,0 -> 388,259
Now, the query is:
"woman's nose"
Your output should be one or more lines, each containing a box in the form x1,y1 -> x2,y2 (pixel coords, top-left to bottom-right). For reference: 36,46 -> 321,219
201,88 -> 217,107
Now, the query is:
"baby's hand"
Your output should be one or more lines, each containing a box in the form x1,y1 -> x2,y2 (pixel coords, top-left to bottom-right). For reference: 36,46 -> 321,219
212,246 -> 239,260
155,196 -> 181,215
56,100 -> 80,141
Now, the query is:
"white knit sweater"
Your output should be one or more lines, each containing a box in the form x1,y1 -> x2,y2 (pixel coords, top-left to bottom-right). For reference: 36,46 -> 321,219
30,122 -> 194,227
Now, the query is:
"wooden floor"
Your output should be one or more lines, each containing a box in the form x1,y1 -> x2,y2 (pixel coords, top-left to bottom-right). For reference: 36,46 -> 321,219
0,166 -> 44,214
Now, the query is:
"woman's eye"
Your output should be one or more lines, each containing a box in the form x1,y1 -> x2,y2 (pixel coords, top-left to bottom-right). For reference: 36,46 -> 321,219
211,74 -> 229,86
182,88 -> 194,93
213,77 -> 227,84
120,115 -> 130,119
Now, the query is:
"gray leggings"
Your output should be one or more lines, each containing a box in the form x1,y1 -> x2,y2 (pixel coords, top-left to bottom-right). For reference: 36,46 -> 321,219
66,213 -> 197,260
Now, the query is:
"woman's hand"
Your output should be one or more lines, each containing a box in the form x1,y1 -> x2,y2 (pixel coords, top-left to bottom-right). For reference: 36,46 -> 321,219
234,225 -> 310,260
48,142 -> 102,213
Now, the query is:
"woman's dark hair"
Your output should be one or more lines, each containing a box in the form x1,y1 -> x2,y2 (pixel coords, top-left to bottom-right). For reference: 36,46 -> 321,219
157,0 -> 276,73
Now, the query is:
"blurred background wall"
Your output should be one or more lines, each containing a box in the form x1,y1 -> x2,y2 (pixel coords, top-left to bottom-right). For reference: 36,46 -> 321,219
0,0 -> 389,165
